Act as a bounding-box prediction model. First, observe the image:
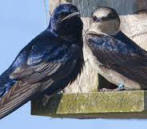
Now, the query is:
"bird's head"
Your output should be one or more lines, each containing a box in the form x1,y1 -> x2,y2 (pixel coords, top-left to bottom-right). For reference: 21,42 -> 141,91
49,4 -> 83,40
88,7 -> 120,35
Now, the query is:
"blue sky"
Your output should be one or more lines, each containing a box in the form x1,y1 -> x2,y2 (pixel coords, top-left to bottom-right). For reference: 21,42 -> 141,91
0,0 -> 147,129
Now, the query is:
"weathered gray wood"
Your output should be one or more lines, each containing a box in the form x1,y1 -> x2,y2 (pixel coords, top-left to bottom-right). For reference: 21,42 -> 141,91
50,0 -> 147,16
32,91 -> 147,119
120,13 -> 147,50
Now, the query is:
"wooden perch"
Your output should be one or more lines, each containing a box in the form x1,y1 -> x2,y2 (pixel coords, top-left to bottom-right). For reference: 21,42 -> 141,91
32,91 -> 147,119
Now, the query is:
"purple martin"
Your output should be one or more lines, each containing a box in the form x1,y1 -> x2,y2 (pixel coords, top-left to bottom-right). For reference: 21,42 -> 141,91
0,3 -> 83,119
85,7 -> 147,91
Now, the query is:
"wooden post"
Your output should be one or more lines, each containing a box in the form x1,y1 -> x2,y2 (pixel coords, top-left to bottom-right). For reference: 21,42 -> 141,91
31,0 -> 147,119
50,0 -> 147,15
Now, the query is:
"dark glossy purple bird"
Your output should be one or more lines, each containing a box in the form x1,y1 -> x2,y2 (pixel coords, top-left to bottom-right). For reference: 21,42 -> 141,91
85,7 -> 147,91
0,3 -> 84,119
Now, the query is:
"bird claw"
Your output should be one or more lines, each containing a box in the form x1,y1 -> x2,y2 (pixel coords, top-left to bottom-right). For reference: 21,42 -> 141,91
100,83 -> 125,92
118,83 -> 125,90
100,87 -> 124,92
42,91 -> 63,106
42,94 -> 53,107
100,88 -> 114,92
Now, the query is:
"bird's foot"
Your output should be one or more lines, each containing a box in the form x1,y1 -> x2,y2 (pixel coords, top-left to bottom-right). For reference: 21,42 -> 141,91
100,83 -> 125,92
42,91 -> 64,106
42,94 -> 54,107
117,83 -> 125,91
57,90 -> 63,94
100,88 -> 114,92
100,88 -> 125,92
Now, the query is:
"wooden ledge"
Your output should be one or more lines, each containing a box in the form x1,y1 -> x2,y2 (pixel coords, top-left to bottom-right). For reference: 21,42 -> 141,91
31,91 -> 147,119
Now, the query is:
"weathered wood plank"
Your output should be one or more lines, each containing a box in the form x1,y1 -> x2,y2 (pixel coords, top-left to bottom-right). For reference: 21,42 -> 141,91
32,91 -> 147,119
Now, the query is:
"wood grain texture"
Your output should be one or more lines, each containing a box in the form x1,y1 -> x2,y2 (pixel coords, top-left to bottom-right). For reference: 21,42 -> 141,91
137,0 -> 147,10
32,91 -> 147,119
120,13 -> 147,50
50,0 -> 147,16
72,0 -> 138,16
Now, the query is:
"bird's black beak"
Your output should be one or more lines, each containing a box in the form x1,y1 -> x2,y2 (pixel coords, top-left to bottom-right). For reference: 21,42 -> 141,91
61,12 -> 80,22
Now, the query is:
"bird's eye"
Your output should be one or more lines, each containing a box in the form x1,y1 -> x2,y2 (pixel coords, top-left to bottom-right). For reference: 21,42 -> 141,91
92,16 -> 97,22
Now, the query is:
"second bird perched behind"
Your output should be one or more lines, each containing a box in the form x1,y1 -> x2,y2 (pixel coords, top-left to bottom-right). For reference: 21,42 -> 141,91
0,4 -> 84,119
85,7 -> 147,91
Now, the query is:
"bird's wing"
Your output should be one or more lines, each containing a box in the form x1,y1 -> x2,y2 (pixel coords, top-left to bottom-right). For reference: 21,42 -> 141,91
86,33 -> 147,85
10,51 -> 74,83
0,35 -> 81,119
10,36 -> 80,83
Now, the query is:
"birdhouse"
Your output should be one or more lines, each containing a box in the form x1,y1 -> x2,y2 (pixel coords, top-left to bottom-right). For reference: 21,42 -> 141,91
31,0 -> 147,119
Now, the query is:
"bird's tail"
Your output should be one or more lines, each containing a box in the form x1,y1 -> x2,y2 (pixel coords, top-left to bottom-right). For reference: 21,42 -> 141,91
0,68 -> 16,97
0,76 -> 46,119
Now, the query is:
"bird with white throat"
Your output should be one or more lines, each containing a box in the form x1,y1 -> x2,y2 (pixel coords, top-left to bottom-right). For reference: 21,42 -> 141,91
85,7 -> 147,91
88,7 -> 120,36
